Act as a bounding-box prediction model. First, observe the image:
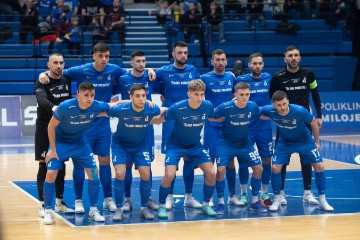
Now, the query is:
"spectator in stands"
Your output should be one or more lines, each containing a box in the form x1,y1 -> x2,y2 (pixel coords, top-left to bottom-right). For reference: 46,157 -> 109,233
91,13 -> 110,48
232,59 -> 245,77
223,0 -> 245,20
0,0 -> 21,21
269,0 -> 283,18
105,0 -> 126,43
35,0 -> 56,22
51,0 -> 72,42
180,1 -> 201,43
205,1 -> 225,43
101,0 -> 119,11
67,15 -> 82,54
283,0 -> 305,20
157,0 -> 172,26
63,0 -> 79,15
246,0 -> 266,30
318,0 -> 332,19
19,0 -> 39,44
179,0 -> 202,15
79,0 -> 105,31
325,0 -> 347,30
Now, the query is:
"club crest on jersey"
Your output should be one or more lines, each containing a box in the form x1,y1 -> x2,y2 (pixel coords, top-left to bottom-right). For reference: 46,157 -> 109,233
302,77 -> 306,83
108,74 -> 111,80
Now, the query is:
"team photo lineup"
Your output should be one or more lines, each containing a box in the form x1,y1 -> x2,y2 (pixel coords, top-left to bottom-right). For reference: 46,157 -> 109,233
35,40 -> 335,225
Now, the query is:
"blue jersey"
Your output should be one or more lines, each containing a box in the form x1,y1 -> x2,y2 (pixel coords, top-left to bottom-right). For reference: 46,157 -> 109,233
108,102 -> 160,148
165,99 -> 214,148
115,71 -> 154,101
215,100 -> 261,147
155,64 -> 200,107
236,72 -> 272,131
261,104 -> 314,143
53,98 -> 110,143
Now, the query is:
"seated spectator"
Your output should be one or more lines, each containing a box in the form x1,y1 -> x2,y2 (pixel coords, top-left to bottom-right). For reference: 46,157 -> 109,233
179,0 -> 202,15
205,1 -> 225,43
269,0 -> 283,18
246,0 -> 266,30
0,0 -> 21,21
64,0 -> 79,15
283,0 -> 305,20
157,0 -> 172,26
318,0 -> 332,19
105,0 -> 126,43
19,0 -> 39,44
180,1 -> 201,43
232,59 -> 245,77
223,0 -> 245,20
80,0 -> 105,31
91,13 -> 110,48
325,0 -> 347,29
51,0 -> 71,42
35,0 -> 56,22
67,16 -> 82,54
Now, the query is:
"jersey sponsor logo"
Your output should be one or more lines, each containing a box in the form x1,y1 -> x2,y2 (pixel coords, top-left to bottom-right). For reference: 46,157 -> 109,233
183,115 -> 200,120
86,76 -> 92,78
50,87 -> 57,91
169,74 -> 175,77
283,80 -> 290,83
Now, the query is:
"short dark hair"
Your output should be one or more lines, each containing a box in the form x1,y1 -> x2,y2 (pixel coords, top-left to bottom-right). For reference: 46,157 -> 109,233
284,45 -> 299,55
131,50 -> 145,60
93,42 -> 110,54
130,84 -> 147,95
173,41 -> 187,50
272,90 -> 288,102
78,82 -> 95,92
212,49 -> 226,59
235,82 -> 250,91
48,52 -> 63,61
248,52 -> 263,63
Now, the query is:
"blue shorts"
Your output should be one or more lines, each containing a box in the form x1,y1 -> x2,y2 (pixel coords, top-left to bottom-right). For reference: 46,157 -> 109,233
86,121 -> 111,157
161,120 -> 175,154
47,139 -> 96,171
111,143 -> 151,168
165,142 -> 211,168
216,139 -> 261,168
249,129 -> 273,158
203,121 -> 222,159
272,140 -> 323,165
146,125 -> 155,161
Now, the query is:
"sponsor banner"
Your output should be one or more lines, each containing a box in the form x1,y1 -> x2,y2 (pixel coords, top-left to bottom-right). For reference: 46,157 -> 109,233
0,96 -> 22,138
21,95 -> 37,136
311,92 -> 360,131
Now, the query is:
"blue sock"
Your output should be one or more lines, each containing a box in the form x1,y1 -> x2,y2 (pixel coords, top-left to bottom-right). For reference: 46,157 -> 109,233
169,175 -> 176,194
226,167 -> 236,196
150,168 -> 153,188
73,168 -> 85,199
216,180 -> 225,198
140,179 -> 151,207
271,172 -> 282,195
315,171 -> 326,195
159,185 -> 171,205
251,177 -> 261,196
114,178 -> 124,208
88,179 -> 100,207
124,166 -> 133,198
239,167 -> 249,185
43,181 -> 55,209
183,160 -> 194,194
262,163 -> 271,185
203,183 -> 215,203
99,165 -> 112,198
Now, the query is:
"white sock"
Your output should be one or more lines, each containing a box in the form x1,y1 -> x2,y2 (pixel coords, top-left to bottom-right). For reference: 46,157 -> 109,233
304,190 -> 311,195
185,193 -> 192,198
252,196 -> 258,204
40,201 -> 44,207
280,190 -> 285,195
241,184 -> 248,194
168,194 -> 174,200
218,197 -> 225,204
55,198 -> 62,205
319,194 -> 326,202
274,194 -> 281,202
262,184 -> 269,193
90,206 -> 97,212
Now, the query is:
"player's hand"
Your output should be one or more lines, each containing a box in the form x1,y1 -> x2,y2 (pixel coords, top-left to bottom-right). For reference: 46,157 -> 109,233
39,71 -> 50,84
52,106 -> 58,112
147,68 -> 156,81
316,118 -> 322,128
315,142 -> 321,151
45,149 -> 59,164
147,100 -> 156,108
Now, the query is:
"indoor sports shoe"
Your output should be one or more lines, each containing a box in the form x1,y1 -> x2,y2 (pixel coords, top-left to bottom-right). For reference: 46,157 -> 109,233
184,196 -> 202,209
147,198 -> 160,211
140,207 -> 155,220
112,208 -> 123,221
165,196 -> 175,210
280,193 -> 287,205
228,195 -> 245,206
75,199 -> 85,213
209,197 -> 214,208
303,192 -> 319,205
158,206 -> 168,219
240,193 -> 248,205
55,201 -> 75,214
269,200 -> 281,212
259,193 -> 273,208
123,199 -> 133,212
318,201 -> 334,212
250,201 -> 268,213
89,208 -> 105,222
43,209 -> 53,225
103,197 -> 117,212
38,204 -> 45,218
202,205 -> 217,217
216,203 -> 226,215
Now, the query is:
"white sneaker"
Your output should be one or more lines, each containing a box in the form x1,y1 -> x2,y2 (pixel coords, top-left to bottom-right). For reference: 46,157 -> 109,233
227,195 -> 245,207
113,208 -> 123,221
88,208 -> 105,222
123,199 -> 132,212
38,205 -> 45,218
303,192 -> 319,205
280,193 -> 287,205
165,196 -> 175,210
319,201 -> 334,212
148,198 -> 160,211
55,201 -> 75,214
183,196 -> 202,209
103,197 -> 117,212
75,199 -> 85,213
209,197 -> 214,208
269,200 -> 281,212
43,210 -> 53,225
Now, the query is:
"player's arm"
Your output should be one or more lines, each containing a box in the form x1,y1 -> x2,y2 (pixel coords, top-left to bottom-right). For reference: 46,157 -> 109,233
310,117 -> 321,151
208,117 -> 225,122
35,82 -> 56,111
260,115 -> 271,120
146,68 -> 156,81
150,107 -> 168,124
45,117 -> 60,164
39,71 -> 51,84
310,82 -> 323,128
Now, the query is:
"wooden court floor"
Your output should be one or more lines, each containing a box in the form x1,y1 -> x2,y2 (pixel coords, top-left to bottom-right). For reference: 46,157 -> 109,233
1,135 -> 360,240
